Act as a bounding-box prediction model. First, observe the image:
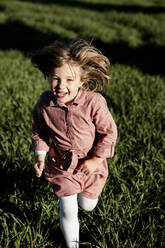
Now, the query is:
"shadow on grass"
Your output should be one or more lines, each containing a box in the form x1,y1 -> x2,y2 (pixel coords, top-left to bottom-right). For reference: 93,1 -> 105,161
0,19 -> 69,53
0,161 -> 47,200
0,5 -> 5,12
94,39 -> 165,76
0,161 -> 66,247
21,0 -> 165,14
0,19 -> 165,75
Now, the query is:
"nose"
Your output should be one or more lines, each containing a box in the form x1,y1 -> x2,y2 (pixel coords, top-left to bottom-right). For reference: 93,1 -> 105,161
58,80 -> 66,89
51,79 -> 66,90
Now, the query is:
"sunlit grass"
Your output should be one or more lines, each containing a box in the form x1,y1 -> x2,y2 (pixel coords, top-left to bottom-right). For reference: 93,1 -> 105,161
0,0 -> 165,247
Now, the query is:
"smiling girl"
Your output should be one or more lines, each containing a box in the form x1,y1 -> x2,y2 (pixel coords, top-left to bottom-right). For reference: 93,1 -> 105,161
31,39 -> 117,248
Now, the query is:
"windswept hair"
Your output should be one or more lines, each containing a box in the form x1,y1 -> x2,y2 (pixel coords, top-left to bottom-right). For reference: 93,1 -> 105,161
31,39 -> 111,91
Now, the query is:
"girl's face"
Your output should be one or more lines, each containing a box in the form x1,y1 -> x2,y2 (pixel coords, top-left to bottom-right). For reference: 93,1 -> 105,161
49,63 -> 83,105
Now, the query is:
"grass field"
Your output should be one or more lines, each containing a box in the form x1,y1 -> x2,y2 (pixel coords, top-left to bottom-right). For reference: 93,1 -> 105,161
0,0 -> 165,247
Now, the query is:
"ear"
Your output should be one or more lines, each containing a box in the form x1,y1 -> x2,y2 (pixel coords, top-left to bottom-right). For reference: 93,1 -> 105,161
79,80 -> 84,88
79,75 -> 85,87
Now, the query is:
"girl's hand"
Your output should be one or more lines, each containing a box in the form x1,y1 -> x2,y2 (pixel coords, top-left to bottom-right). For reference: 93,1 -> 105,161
80,156 -> 104,175
33,161 -> 45,178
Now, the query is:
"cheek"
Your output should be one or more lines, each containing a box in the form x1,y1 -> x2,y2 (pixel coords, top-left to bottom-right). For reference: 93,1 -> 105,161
50,80 -> 57,89
70,81 -> 83,92
69,85 -> 80,93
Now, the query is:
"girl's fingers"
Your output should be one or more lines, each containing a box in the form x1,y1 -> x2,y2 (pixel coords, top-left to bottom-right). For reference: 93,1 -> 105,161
33,163 -> 44,177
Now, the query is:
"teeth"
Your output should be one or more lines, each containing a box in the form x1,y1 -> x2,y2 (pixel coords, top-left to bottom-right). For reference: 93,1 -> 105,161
56,92 -> 67,97
58,92 -> 66,96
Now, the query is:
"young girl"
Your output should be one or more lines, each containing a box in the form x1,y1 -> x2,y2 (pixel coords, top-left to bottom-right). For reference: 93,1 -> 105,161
31,39 -> 117,248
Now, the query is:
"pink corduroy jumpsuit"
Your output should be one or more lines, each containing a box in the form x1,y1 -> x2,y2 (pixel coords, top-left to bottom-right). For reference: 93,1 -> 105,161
32,88 -> 117,199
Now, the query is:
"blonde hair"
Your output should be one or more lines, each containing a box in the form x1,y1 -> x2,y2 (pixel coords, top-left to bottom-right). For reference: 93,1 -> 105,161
31,39 -> 111,91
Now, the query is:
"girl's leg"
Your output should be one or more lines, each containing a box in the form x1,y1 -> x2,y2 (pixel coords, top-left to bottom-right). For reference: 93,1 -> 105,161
78,193 -> 98,211
60,194 -> 79,248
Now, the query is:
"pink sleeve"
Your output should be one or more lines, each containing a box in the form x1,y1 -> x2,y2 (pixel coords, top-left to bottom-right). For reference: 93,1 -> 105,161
32,99 -> 50,152
92,94 -> 117,158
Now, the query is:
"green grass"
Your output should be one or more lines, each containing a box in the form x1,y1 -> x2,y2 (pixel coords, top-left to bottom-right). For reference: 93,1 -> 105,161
0,0 -> 165,247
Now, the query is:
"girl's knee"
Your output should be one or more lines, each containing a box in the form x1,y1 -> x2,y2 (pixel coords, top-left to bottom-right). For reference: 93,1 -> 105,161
61,205 -> 78,219
78,194 -> 98,211
60,195 -> 78,219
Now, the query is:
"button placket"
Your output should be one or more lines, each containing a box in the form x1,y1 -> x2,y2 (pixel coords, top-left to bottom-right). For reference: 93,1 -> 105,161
65,108 -> 70,137
65,108 -> 74,143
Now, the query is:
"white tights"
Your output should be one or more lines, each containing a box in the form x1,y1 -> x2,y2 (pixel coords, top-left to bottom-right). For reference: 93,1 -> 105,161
60,194 -> 98,248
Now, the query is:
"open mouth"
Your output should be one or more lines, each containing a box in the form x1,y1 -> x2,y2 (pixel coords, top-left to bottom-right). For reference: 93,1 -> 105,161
56,91 -> 68,98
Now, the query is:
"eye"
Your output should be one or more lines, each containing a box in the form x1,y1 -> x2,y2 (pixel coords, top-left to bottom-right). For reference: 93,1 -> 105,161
52,77 -> 59,82
67,78 -> 74,82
